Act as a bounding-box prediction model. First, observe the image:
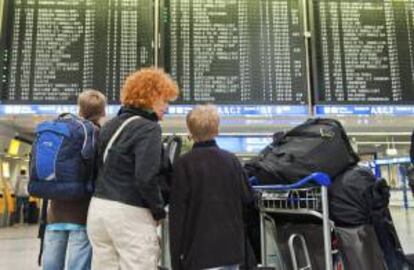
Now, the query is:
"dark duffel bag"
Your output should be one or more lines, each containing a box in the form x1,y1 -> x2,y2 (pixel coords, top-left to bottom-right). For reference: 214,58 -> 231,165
245,118 -> 359,185
328,166 -> 389,226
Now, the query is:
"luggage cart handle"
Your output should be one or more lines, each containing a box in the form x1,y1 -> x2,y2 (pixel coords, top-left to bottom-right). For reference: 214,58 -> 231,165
251,172 -> 331,191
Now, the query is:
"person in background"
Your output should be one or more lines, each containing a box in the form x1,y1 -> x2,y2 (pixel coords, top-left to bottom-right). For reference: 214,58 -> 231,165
42,89 -> 107,270
14,169 -> 30,224
87,67 -> 179,270
169,104 -> 253,270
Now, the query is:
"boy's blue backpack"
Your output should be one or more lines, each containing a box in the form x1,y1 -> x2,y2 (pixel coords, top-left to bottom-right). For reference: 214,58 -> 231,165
29,113 -> 96,200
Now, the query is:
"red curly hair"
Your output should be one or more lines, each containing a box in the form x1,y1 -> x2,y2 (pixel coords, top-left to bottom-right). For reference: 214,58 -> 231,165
120,67 -> 179,109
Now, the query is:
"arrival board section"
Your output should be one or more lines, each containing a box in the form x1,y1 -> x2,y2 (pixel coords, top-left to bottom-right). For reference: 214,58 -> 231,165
163,0 -> 308,104
313,0 -> 414,104
0,0 -> 153,104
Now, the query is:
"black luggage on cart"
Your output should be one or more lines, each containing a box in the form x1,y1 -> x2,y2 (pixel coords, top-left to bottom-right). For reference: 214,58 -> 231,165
265,220 -> 388,270
245,118 -> 359,185
265,217 -> 344,270
328,166 -> 388,226
274,222 -> 326,270
336,225 -> 386,270
329,166 -> 414,270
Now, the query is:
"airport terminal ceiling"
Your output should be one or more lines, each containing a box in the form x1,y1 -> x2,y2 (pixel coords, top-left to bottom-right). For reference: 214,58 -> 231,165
0,114 -> 413,159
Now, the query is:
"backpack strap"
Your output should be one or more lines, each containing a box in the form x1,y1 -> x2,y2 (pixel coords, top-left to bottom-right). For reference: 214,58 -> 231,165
103,116 -> 141,163
163,136 -> 182,165
77,119 -> 97,159
37,199 -> 48,266
57,113 -> 92,158
77,120 -> 89,155
58,113 -> 78,120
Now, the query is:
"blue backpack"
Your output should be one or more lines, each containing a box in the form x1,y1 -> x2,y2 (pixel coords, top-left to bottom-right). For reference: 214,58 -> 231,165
29,113 -> 96,200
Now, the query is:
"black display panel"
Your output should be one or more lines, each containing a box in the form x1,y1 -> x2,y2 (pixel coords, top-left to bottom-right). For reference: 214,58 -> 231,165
0,0 -> 153,104
161,0 -> 308,104
313,0 -> 414,104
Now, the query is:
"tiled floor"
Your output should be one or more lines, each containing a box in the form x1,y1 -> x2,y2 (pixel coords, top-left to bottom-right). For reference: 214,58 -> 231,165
0,224 -> 40,270
390,207 -> 414,254
0,207 -> 413,270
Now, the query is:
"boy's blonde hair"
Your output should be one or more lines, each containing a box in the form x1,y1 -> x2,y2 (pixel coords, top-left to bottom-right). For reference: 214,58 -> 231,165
186,105 -> 220,142
78,89 -> 107,125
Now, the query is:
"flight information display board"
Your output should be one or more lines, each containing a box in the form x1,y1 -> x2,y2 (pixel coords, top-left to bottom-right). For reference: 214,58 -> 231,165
0,0 -> 153,104
162,0 -> 308,104
313,0 -> 414,104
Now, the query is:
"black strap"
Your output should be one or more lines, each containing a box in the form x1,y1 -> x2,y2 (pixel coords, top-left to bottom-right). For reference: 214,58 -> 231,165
244,223 -> 249,269
37,199 -> 48,266
58,112 -> 77,119
162,135 -> 183,165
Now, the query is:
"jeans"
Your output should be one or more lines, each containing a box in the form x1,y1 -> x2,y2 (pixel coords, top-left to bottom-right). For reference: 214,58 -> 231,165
15,196 -> 29,223
42,230 -> 92,270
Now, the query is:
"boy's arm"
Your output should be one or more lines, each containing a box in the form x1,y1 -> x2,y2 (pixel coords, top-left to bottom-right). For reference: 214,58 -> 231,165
169,159 -> 190,270
233,156 -> 254,205
240,170 -> 255,206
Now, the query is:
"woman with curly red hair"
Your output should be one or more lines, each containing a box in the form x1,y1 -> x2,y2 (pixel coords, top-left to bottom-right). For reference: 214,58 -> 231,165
87,67 -> 179,269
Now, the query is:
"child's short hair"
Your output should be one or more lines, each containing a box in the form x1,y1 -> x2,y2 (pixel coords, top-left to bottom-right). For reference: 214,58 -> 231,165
186,105 -> 220,142
78,89 -> 107,125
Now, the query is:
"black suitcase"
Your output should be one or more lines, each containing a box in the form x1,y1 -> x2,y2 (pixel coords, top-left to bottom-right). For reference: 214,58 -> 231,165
266,221 -> 387,270
273,222 -> 326,270
245,118 -> 359,185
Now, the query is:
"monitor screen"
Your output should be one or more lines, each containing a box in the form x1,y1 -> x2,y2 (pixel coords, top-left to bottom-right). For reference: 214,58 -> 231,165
312,0 -> 414,104
161,0 -> 309,105
0,0 -> 154,104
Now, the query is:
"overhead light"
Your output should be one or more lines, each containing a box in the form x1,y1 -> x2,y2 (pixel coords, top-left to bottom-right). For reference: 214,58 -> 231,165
386,148 -> 398,156
2,162 -> 10,178
385,137 -> 398,156
8,138 -> 21,156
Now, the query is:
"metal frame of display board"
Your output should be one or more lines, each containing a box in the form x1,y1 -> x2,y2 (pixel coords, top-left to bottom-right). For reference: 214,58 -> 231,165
3,1 -> 414,116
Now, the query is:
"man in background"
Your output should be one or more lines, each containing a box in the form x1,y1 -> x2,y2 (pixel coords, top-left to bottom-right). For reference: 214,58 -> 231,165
14,169 -> 30,224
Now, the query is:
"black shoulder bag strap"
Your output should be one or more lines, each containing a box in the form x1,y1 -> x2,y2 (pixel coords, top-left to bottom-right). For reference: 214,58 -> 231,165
37,199 -> 48,266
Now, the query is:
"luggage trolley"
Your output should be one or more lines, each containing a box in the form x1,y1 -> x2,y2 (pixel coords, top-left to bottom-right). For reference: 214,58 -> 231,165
253,172 -> 337,270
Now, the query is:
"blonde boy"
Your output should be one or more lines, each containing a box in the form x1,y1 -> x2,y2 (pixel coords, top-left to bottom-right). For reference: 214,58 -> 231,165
42,89 -> 106,270
169,105 -> 252,270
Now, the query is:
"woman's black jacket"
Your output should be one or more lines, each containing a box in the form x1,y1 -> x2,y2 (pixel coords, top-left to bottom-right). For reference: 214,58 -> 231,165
93,106 -> 166,220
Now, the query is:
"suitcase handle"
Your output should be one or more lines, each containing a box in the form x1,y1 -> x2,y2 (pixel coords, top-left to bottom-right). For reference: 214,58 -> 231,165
251,172 -> 331,191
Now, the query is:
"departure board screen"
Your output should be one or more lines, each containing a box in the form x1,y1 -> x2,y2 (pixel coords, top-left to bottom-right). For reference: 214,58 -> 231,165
162,0 -> 308,104
0,0 -> 153,104
313,0 -> 414,104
